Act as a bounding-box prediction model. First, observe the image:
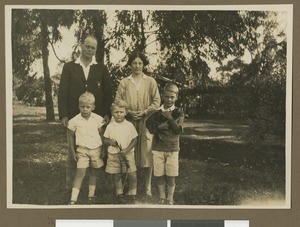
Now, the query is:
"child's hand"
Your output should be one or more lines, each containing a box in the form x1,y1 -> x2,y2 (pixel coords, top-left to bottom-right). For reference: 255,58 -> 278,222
100,146 -> 106,159
120,149 -> 128,156
162,111 -> 173,120
72,153 -> 78,162
109,139 -> 119,147
158,121 -> 169,130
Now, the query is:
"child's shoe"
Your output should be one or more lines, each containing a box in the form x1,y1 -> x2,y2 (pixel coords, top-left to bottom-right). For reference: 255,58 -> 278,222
69,200 -> 76,205
126,195 -> 137,204
88,196 -> 96,205
115,194 -> 126,204
166,199 -> 174,205
145,189 -> 152,197
158,198 -> 166,205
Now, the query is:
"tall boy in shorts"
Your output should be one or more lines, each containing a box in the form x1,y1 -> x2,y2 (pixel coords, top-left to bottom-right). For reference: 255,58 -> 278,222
146,83 -> 184,205
68,92 -> 105,204
103,100 -> 138,204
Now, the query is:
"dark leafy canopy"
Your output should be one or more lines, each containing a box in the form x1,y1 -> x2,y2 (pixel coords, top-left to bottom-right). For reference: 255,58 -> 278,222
151,11 -> 257,102
12,9 -> 40,79
74,10 -> 107,63
152,11 -> 248,61
216,12 -> 286,140
113,10 -> 148,54
12,9 -> 75,120
12,9 -> 286,139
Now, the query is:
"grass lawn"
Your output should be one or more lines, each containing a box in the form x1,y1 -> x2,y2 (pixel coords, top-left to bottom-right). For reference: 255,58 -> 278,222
11,103 -> 286,206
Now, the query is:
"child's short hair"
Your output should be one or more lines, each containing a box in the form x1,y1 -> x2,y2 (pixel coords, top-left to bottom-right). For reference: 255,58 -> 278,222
111,100 -> 128,111
79,92 -> 95,104
164,83 -> 179,95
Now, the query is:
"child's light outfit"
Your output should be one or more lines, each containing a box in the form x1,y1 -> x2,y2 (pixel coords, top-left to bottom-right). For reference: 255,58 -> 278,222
68,112 -> 104,169
104,119 -> 138,174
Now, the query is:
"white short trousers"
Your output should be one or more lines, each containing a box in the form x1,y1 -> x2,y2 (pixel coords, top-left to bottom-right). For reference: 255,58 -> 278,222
152,150 -> 179,177
76,146 -> 104,169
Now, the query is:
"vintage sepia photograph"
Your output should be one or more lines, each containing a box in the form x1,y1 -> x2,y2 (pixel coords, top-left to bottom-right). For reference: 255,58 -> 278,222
6,4 -> 292,209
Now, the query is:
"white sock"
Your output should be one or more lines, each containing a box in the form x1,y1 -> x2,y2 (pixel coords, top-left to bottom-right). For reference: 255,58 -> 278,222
88,185 -> 96,198
127,188 -> 137,195
71,188 -> 80,202
167,185 -> 175,201
158,182 -> 166,199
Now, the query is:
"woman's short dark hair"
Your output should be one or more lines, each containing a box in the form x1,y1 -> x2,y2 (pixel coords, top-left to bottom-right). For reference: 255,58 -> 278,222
127,51 -> 149,66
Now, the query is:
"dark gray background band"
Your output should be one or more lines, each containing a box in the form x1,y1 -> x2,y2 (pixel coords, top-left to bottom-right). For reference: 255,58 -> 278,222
115,220 -> 168,227
172,220 -> 224,227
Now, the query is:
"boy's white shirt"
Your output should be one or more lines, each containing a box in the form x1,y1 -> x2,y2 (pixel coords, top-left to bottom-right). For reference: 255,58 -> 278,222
104,119 -> 138,154
75,55 -> 97,80
68,112 -> 103,149
158,104 -> 175,112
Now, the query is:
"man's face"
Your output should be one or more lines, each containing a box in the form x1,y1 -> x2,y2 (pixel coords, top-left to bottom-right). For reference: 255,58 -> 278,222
81,37 -> 97,60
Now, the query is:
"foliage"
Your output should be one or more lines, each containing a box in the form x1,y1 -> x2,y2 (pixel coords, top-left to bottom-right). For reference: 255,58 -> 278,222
217,12 -> 286,140
74,10 -> 107,63
14,74 -> 45,106
11,9 -> 287,140
12,9 -> 75,120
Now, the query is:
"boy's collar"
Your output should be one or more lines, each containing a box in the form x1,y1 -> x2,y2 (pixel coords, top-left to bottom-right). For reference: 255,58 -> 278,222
79,112 -> 95,120
158,104 -> 175,112
110,116 -> 126,124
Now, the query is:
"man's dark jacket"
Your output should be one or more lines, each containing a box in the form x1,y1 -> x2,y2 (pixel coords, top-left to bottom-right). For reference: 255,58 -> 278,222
58,61 -> 113,120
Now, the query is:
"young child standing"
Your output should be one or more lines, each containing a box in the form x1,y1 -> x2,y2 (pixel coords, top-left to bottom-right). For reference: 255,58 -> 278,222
67,92 -> 105,205
103,100 -> 138,204
146,83 -> 184,205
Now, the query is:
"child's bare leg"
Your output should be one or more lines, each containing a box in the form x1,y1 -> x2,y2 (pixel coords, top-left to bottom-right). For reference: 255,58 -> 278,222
88,168 -> 99,198
127,171 -> 137,195
112,173 -> 126,204
166,176 -> 175,204
112,174 -> 123,195
157,176 -> 166,201
71,168 -> 87,202
144,167 -> 153,195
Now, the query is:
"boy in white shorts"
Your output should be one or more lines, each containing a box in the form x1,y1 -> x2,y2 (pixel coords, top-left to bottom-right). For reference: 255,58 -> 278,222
103,100 -> 138,204
146,83 -> 184,205
68,92 -> 105,204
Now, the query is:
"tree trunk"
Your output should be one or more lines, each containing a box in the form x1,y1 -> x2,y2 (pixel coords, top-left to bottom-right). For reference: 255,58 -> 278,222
138,11 -> 146,52
41,18 -> 55,121
93,11 -> 106,64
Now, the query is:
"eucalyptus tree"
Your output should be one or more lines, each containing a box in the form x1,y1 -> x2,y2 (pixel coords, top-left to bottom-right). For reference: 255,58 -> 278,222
12,9 -> 75,120
217,11 -> 286,139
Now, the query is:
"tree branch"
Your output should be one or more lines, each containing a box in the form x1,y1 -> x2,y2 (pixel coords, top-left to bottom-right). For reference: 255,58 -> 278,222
50,39 -> 66,63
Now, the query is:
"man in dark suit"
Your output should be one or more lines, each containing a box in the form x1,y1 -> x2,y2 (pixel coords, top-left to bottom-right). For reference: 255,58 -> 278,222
58,35 -> 113,190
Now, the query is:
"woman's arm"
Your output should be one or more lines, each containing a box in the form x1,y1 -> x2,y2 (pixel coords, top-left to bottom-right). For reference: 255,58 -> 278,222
143,78 -> 161,117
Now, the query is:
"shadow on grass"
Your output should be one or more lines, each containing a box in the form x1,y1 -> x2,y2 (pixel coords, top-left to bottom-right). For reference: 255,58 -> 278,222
11,105 -> 286,206
180,138 -> 285,174
12,158 -> 285,206
13,160 -> 115,205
